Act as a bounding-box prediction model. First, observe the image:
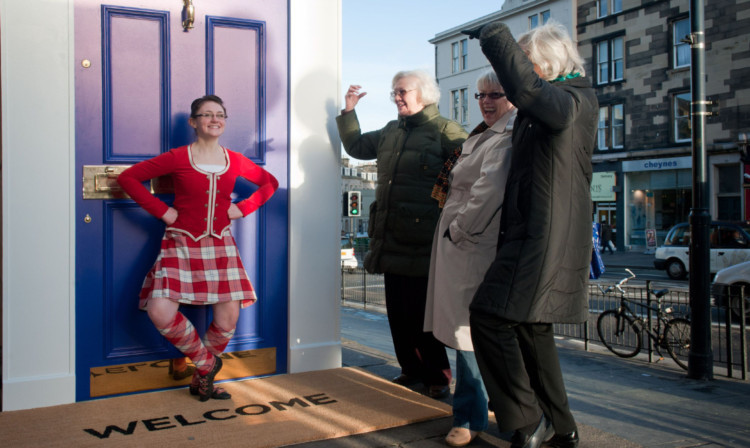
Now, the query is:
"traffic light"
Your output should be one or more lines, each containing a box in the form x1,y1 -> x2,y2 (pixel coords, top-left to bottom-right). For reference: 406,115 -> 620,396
347,191 -> 361,217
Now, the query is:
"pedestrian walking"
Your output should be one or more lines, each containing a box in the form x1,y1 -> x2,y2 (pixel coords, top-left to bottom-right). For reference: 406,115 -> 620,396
601,220 -> 615,254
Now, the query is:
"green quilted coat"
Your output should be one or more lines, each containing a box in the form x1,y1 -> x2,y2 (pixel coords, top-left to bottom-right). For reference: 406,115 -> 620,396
336,104 -> 467,277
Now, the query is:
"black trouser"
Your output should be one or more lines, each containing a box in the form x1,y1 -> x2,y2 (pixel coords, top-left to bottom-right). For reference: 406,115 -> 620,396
470,311 -> 576,434
384,273 -> 451,387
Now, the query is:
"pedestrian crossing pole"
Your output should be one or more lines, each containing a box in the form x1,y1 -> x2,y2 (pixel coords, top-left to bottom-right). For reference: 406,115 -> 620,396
687,0 -> 713,380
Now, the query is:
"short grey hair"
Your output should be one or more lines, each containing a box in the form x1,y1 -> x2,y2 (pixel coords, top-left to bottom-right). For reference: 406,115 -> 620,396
517,20 -> 585,81
392,70 -> 441,105
476,69 -> 503,92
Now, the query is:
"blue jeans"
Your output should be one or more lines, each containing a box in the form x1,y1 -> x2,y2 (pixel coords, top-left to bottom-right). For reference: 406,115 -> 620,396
452,349 -> 489,431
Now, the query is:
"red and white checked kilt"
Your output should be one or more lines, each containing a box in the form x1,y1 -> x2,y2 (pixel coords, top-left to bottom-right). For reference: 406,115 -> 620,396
138,230 -> 257,310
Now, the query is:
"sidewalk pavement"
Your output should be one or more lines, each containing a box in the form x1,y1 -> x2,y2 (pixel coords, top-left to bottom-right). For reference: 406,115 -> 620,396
294,305 -> 750,448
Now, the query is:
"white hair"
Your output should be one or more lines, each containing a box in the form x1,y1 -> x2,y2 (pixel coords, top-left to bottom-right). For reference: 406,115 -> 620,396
517,20 -> 586,81
476,68 -> 503,92
392,70 -> 441,105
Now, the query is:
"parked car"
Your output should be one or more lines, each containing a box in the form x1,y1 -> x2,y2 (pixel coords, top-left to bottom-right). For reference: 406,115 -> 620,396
712,260 -> 750,321
653,221 -> 750,280
341,238 -> 358,271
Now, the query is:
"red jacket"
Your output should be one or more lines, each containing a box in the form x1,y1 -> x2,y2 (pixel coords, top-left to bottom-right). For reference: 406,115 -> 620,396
117,145 -> 278,241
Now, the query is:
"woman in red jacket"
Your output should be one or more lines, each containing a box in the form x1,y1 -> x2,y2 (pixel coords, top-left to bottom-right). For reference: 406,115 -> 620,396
118,95 -> 278,401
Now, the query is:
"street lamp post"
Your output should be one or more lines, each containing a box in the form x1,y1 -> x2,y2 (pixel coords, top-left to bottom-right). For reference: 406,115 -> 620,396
687,0 -> 713,380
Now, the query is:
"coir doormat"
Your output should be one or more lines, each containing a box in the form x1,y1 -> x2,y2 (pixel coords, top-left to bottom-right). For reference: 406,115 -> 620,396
0,367 -> 452,448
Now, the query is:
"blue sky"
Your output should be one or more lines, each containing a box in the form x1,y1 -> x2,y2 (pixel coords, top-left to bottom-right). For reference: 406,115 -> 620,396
342,0 -> 504,158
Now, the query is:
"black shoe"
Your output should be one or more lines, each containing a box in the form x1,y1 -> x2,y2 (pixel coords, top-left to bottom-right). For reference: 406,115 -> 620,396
544,430 -> 579,448
510,416 -> 548,448
391,373 -> 420,386
195,356 -> 223,402
427,384 -> 450,399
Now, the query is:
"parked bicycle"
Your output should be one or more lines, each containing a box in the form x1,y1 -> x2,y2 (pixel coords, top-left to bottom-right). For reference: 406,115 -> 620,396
596,269 -> 691,370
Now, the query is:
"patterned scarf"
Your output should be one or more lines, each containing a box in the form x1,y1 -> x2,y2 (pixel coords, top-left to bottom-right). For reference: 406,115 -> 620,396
431,121 -> 490,208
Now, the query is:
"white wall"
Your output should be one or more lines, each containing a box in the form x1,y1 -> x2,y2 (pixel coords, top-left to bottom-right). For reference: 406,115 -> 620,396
288,0 -> 343,373
1,0 -> 343,411
1,0 -> 77,410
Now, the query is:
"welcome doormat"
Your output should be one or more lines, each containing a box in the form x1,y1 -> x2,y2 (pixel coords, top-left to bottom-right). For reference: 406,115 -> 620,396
90,347 -> 276,397
0,367 -> 451,448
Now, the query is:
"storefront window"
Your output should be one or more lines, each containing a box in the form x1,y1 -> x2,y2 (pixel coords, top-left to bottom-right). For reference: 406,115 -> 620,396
626,169 -> 692,247
717,164 -> 741,221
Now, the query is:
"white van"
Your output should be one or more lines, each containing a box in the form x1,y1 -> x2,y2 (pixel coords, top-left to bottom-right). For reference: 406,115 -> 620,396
653,221 -> 750,279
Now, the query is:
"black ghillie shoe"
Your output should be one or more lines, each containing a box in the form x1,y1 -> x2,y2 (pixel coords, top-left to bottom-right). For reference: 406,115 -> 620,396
194,356 -> 223,402
190,383 -> 231,400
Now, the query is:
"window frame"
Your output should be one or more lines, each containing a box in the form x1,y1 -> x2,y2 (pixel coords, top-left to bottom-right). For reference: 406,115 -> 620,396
460,39 -> 468,71
595,34 -> 624,85
451,89 -> 460,122
452,39 -> 468,73
451,42 -> 459,73
597,102 -> 625,151
598,0 -> 622,18
672,17 -> 691,69
529,10 -> 551,29
673,91 -> 692,143
450,88 -> 469,124
541,10 -> 550,24
716,164 -> 742,222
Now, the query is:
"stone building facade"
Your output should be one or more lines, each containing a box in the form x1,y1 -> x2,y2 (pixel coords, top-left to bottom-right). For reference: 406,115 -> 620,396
431,0 -> 750,251
578,0 -> 750,250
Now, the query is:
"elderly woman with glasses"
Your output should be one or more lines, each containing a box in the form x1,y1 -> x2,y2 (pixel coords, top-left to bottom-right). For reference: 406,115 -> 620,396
424,69 -> 516,447
337,70 -> 467,399
117,94 -> 278,402
463,20 -> 598,448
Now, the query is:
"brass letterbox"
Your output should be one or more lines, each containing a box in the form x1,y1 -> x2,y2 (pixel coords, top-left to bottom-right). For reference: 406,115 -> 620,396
82,165 -> 173,199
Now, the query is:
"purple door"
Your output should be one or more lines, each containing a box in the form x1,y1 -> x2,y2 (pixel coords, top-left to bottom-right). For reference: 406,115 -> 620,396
74,0 -> 288,401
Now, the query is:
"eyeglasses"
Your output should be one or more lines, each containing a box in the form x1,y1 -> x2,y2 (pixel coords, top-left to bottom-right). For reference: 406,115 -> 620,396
390,89 -> 414,100
193,113 -> 228,120
474,92 -> 506,100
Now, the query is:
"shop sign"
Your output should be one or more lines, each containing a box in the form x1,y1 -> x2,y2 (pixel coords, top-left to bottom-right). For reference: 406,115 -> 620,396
591,172 -> 616,201
622,156 -> 691,172
646,229 -> 657,249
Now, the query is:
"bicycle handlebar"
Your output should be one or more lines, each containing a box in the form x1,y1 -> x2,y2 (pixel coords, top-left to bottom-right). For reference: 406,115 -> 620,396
598,268 -> 636,294
598,268 -> 671,301
614,268 -> 636,293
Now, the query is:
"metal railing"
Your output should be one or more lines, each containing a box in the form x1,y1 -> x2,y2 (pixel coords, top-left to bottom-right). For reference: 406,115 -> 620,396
341,267 -> 749,380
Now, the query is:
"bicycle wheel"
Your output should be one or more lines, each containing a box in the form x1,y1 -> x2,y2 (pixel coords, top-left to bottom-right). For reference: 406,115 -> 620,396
597,309 -> 641,358
664,318 -> 690,370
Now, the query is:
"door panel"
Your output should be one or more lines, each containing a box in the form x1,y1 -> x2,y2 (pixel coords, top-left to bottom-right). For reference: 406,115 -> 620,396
74,0 -> 288,401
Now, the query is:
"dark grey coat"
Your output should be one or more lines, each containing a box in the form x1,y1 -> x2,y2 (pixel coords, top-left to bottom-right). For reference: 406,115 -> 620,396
336,104 -> 467,277
470,22 -> 599,323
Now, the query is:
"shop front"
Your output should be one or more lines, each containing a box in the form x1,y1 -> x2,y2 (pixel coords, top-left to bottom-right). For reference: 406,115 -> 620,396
591,171 -> 617,249
622,156 -> 692,251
